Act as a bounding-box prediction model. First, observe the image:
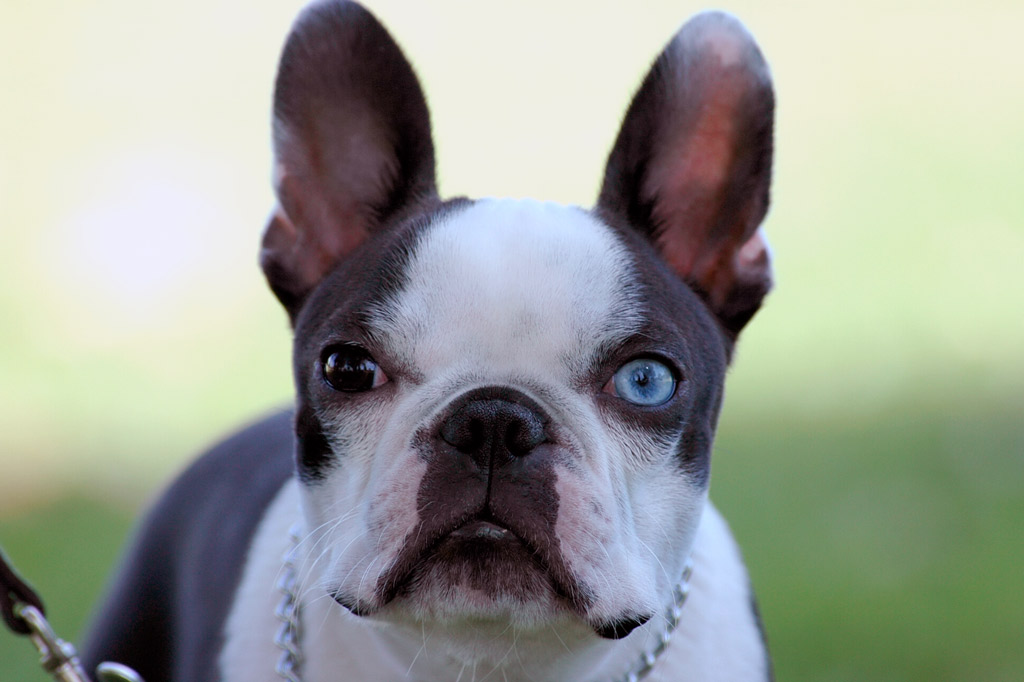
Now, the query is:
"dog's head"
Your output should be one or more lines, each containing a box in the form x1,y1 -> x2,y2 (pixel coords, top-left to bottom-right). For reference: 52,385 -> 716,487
261,0 -> 773,643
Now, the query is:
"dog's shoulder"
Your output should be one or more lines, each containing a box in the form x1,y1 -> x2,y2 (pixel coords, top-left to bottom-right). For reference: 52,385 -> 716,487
160,409 -> 297,520
81,410 -> 296,682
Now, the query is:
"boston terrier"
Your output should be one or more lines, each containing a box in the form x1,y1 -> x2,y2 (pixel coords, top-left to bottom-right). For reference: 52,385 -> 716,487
82,1 -> 775,680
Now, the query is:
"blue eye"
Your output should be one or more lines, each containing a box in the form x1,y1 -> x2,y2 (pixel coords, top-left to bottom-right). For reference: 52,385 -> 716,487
610,358 -> 676,406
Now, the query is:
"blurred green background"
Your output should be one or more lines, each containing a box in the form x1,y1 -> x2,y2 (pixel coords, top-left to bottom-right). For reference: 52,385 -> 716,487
2,0 -> 1022,680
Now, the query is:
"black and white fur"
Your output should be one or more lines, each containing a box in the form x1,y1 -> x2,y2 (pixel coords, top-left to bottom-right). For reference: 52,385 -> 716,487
83,2 -> 775,680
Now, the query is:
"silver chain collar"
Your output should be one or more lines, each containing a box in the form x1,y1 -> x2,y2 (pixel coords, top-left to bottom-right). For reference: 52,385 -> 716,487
274,525 -> 304,682
274,526 -> 692,682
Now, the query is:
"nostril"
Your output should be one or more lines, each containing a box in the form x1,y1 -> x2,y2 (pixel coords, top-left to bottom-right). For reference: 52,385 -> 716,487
440,413 -> 484,453
504,412 -> 545,456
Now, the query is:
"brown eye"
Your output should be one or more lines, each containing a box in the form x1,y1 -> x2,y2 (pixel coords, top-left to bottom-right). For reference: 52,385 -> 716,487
321,345 -> 387,392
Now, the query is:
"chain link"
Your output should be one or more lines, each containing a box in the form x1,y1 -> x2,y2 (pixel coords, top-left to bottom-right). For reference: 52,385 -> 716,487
274,525 -> 304,682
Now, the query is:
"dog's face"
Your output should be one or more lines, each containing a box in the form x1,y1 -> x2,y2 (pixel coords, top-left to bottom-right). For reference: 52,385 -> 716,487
261,0 -> 773,643
290,199 -> 728,638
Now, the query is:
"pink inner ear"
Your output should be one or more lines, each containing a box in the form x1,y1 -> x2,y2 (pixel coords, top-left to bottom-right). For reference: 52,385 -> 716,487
271,172 -> 370,290
264,91 -> 409,305
267,101 -> 396,294
641,33 -> 771,314
262,176 -> 375,312
645,72 -> 747,279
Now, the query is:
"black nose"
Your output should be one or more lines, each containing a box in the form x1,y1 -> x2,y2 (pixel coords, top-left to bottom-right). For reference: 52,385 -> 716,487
440,398 -> 547,469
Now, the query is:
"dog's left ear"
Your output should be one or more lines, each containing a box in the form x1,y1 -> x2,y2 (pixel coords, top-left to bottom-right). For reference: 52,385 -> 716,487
597,12 -> 774,337
261,0 -> 437,319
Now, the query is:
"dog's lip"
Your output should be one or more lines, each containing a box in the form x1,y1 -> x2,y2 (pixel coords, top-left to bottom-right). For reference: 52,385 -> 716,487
448,519 -> 512,541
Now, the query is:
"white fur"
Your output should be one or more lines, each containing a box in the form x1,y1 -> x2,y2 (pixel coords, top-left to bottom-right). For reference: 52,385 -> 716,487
373,198 -> 644,381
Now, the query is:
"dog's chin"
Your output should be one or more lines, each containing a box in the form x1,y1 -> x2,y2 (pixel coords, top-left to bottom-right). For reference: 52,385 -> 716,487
333,520 -> 569,628
390,521 -> 566,625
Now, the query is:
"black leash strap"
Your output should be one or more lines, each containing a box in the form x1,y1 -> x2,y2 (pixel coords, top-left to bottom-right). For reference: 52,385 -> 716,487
1,544 -> 46,635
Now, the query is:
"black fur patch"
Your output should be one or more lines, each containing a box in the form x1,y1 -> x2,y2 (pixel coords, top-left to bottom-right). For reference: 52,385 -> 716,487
294,404 -> 333,483
593,613 -> 652,640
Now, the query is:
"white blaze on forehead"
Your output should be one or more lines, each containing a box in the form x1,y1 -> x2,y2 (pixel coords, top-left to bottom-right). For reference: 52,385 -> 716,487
377,199 -> 643,380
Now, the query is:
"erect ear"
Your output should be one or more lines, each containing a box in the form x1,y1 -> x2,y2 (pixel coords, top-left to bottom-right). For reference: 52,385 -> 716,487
597,11 -> 774,337
261,0 -> 437,319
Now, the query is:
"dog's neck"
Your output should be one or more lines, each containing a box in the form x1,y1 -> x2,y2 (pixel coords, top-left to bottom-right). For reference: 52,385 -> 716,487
282,525 -> 693,682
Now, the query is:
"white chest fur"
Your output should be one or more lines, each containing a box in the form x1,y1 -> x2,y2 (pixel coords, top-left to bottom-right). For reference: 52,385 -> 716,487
219,480 -> 768,682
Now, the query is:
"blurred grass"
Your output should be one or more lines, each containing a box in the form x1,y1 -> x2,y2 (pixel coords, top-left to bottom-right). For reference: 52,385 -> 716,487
1,0 -> 1022,680
715,385 -> 1024,681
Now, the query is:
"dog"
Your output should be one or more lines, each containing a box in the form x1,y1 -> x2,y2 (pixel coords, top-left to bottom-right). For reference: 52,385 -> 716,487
81,1 -> 775,680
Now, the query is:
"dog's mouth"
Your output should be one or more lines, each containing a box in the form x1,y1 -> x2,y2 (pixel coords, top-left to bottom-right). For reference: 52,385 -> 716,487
386,512 -> 578,604
412,518 -> 546,591
333,511 -> 592,621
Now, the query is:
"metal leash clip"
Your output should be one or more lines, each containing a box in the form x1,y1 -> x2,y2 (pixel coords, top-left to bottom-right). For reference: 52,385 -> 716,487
16,602 -> 94,682
2,547 -> 145,682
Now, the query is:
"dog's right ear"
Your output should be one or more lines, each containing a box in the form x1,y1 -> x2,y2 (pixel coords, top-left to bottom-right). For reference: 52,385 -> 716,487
261,0 -> 437,319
